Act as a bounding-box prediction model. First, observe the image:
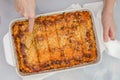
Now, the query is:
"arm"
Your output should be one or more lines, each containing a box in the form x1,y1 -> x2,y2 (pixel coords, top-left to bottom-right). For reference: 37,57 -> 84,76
102,0 -> 116,42
14,0 -> 36,32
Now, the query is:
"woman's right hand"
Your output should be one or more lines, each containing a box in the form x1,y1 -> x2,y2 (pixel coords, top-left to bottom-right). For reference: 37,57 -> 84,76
14,0 -> 36,32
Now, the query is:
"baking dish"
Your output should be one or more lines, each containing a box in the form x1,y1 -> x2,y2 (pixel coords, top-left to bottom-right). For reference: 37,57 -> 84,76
8,8 -> 101,78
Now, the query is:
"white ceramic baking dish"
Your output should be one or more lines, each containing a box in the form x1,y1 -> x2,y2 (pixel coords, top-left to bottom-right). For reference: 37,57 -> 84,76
9,8 -> 101,77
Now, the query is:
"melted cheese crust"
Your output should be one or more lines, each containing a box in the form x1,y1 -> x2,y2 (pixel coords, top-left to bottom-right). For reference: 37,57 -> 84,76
12,11 -> 97,74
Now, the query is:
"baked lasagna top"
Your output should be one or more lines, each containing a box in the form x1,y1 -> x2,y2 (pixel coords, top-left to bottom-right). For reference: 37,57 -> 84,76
12,11 -> 97,75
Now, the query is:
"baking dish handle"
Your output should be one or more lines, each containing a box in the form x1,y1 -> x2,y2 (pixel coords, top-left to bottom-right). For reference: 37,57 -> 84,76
3,33 -> 57,80
3,33 -> 16,67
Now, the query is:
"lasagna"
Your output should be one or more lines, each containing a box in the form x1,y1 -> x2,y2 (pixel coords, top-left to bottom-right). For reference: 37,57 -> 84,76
12,11 -> 97,75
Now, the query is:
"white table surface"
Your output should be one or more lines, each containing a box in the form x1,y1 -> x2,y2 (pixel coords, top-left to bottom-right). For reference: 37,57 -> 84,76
0,0 -> 120,80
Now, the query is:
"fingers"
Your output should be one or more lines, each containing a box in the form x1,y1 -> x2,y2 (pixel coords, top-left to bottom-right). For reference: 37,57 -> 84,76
29,18 -> 35,33
102,14 -> 116,42
109,27 -> 115,40
28,12 -> 35,32
103,26 -> 109,42
103,25 -> 116,42
21,12 -> 35,32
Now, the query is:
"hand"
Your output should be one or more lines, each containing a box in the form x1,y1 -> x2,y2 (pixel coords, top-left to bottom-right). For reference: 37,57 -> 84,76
102,11 -> 116,42
14,0 -> 36,32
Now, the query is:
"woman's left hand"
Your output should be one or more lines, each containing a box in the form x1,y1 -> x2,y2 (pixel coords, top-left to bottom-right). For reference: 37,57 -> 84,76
102,10 -> 116,42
